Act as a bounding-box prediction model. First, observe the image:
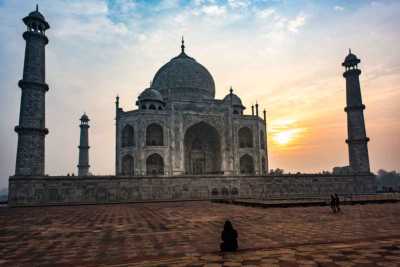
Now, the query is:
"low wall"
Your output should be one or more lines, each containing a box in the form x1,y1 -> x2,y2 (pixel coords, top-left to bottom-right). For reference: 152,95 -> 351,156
8,174 -> 377,206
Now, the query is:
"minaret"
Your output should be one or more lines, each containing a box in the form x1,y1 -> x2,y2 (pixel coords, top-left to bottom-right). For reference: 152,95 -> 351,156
342,50 -> 370,173
78,113 -> 90,176
115,95 -> 120,175
15,5 -> 50,176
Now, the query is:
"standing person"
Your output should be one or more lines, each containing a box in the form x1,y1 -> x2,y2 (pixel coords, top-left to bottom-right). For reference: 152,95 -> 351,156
330,194 -> 337,213
335,193 -> 341,212
220,220 -> 238,252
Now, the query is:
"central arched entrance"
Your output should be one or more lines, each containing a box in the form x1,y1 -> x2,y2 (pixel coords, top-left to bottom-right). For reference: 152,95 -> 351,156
184,122 -> 221,175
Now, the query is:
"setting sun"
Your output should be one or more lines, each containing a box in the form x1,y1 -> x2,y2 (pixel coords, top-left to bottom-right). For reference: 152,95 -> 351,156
269,118 -> 306,147
274,129 -> 296,145
273,128 -> 305,145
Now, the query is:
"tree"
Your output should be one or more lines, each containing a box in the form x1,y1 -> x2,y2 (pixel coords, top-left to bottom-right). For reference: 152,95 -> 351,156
376,169 -> 400,192
270,168 -> 284,175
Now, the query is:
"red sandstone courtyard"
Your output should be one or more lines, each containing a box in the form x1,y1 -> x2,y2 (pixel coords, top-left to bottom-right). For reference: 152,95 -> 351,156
1,202 -> 400,266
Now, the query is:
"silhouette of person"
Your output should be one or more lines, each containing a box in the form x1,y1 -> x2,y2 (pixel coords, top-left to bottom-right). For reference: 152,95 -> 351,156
330,194 -> 336,213
220,220 -> 238,252
335,193 -> 341,212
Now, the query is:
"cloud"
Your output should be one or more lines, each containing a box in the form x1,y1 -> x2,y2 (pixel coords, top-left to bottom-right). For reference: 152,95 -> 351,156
287,14 -> 306,32
200,4 -> 227,16
334,5 -> 344,11
228,0 -> 250,9
108,0 -> 136,17
256,8 -> 276,19
153,0 -> 180,11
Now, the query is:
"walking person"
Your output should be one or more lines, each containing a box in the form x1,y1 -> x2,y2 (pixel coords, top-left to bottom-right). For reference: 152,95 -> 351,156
330,194 -> 337,213
335,193 -> 341,212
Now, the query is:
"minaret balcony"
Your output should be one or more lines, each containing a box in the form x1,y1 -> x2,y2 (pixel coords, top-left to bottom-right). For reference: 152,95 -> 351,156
344,104 -> 365,112
345,137 -> 370,144
14,126 -> 48,135
343,68 -> 361,78
23,31 -> 49,44
18,80 -> 49,91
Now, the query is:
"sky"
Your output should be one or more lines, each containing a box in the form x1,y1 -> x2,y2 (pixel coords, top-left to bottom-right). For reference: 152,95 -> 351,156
0,0 -> 399,188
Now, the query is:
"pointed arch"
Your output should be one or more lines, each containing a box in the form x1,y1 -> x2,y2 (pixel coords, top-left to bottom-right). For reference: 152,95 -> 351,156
184,122 -> 221,175
146,153 -> 164,175
240,154 -> 254,175
122,125 -> 134,147
231,187 -> 239,195
122,155 -> 134,176
146,123 -> 163,146
239,127 -> 253,148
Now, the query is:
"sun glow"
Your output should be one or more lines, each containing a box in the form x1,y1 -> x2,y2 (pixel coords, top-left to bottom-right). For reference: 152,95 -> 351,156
270,118 -> 307,147
273,129 -> 303,145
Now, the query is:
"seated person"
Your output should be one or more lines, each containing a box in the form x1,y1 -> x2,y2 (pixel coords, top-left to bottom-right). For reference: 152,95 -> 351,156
220,220 -> 238,252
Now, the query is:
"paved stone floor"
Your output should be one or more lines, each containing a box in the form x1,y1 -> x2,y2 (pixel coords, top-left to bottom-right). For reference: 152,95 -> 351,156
0,202 -> 399,266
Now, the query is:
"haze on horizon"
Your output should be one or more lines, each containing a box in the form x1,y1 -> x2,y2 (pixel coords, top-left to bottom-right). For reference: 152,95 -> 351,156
0,0 -> 399,188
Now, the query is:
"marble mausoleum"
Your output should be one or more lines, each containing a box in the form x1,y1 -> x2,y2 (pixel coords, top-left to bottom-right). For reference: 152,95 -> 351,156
8,7 -> 376,206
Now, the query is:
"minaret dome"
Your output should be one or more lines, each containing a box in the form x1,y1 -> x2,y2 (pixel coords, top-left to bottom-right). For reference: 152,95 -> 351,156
23,5 -> 50,33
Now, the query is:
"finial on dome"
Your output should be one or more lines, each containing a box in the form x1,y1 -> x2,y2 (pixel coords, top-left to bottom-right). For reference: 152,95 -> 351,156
115,95 -> 119,108
36,4 -> 38,12
181,36 -> 185,53
229,86 -> 233,94
349,48 -> 351,54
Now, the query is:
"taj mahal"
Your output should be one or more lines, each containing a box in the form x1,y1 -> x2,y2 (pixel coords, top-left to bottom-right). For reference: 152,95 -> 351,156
8,7 -> 376,206
115,39 -> 267,177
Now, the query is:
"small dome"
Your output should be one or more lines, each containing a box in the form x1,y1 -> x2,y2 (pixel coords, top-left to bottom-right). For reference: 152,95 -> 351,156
342,49 -> 360,67
345,53 -> 357,61
223,93 -> 244,107
138,88 -> 164,103
28,10 -> 45,21
23,5 -> 50,30
152,40 -> 215,100
80,113 -> 89,122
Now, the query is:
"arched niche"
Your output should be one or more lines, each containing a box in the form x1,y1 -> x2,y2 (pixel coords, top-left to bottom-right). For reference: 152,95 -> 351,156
146,123 -> 163,146
122,155 -> 134,176
239,127 -> 253,148
122,125 -> 134,147
184,122 -> 221,175
146,153 -> 164,175
240,154 -> 254,175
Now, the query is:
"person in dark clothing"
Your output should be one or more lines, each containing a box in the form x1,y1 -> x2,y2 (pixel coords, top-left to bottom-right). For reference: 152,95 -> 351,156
335,193 -> 341,212
330,194 -> 336,213
220,220 -> 238,252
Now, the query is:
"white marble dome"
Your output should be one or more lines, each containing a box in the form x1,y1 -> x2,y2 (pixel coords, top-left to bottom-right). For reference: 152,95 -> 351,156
223,93 -> 244,107
152,47 -> 215,100
138,88 -> 164,103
